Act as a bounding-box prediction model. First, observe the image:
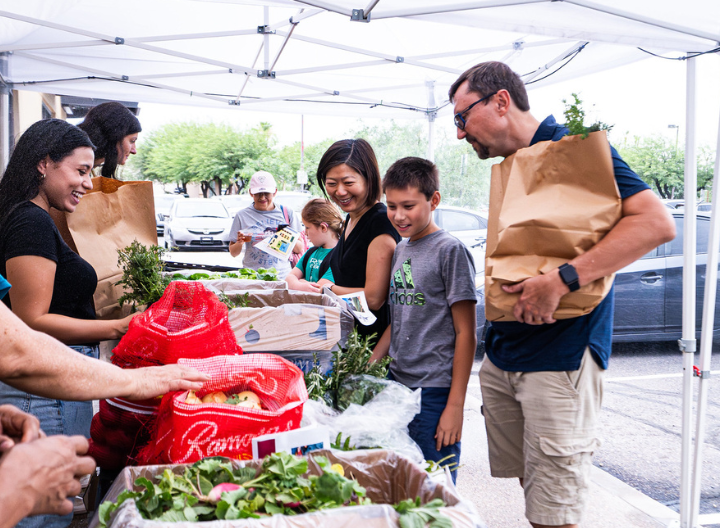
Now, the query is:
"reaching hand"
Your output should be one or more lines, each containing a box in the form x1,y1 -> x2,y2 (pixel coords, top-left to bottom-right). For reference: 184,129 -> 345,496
0,435 -> 95,521
0,405 -> 44,452
124,364 -> 211,400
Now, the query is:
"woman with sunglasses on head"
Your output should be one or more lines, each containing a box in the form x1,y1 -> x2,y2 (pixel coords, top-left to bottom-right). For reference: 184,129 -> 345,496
78,101 -> 141,179
0,119 -> 137,528
315,139 -> 401,344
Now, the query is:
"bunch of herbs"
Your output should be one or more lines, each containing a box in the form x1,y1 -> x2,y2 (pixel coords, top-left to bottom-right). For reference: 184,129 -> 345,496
116,240 -> 170,311
304,328 -> 392,408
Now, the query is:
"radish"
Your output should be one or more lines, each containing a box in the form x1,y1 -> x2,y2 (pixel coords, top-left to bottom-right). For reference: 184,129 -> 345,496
207,483 -> 241,503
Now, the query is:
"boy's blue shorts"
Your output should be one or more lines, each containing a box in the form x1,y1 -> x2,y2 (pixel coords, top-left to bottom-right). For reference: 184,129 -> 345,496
408,386 -> 461,484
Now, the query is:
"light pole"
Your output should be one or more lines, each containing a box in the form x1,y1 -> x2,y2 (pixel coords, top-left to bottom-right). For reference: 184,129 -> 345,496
668,124 -> 680,152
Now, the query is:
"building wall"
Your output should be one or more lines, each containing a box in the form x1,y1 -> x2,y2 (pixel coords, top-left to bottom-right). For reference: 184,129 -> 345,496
12,90 -> 67,139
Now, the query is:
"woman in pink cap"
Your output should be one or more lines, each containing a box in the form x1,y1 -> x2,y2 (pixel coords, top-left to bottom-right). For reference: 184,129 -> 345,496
228,171 -> 304,279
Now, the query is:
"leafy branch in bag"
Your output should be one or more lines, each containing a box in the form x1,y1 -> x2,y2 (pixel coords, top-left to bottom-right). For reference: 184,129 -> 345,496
562,93 -> 613,139
304,328 -> 392,408
116,240 -> 170,311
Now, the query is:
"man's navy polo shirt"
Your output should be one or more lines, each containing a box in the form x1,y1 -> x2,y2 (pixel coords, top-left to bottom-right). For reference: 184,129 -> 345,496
485,115 -> 650,372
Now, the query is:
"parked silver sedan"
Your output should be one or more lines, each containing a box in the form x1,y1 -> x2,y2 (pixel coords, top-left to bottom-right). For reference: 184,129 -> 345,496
164,199 -> 232,251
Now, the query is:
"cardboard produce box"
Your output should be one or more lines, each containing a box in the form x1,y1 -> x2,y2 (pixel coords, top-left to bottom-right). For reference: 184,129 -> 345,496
227,290 -> 354,355
90,449 -> 485,528
162,270 -> 288,294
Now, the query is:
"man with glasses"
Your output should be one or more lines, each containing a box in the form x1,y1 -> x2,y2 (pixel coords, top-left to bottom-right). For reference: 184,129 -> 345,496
449,61 -> 675,528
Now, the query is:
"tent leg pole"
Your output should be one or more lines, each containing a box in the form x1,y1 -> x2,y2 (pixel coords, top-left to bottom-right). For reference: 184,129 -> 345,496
680,55 -> 698,528
425,80 -> 436,162
689,60 -> 720,528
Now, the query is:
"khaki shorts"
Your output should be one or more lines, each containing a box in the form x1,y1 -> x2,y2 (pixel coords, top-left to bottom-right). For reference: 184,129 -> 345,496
479,348 -> 604,526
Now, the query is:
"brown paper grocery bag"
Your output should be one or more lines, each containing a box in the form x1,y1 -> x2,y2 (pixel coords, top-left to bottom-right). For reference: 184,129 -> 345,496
485,131 -> 621,322
51,177 -> 157,319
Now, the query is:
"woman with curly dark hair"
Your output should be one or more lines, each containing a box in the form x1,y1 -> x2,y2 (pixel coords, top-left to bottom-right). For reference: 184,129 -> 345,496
0,118 -> 136,528
78,101 -> 141,179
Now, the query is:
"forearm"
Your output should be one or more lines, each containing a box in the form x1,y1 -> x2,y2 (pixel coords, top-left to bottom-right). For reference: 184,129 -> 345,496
328,284 -> 364,296
446,330 -> 475,409
369,326 -> 391,363
285,273 -> 303,290
447,302 -> 477,408
1,308 -> 133,400
292,238 -> 304,254
229,240 -> 243,257
25,313 -> 123,345
572,190 -> 676,286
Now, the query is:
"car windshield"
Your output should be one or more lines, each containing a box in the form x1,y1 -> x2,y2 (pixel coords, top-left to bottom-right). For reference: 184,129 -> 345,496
155,195 -> 180,207
175,202 -> 228,218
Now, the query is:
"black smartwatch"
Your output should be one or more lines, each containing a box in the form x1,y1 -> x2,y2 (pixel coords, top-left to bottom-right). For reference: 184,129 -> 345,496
558,263 -> 580,292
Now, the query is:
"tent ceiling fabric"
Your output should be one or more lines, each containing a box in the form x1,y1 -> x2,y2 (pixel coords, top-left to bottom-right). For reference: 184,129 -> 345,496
0,0 -> 718,118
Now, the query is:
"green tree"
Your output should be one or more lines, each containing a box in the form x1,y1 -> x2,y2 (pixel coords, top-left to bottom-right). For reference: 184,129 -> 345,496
351,120 -> 492,210
618,135 -> 714,199
135,122 -> 275,197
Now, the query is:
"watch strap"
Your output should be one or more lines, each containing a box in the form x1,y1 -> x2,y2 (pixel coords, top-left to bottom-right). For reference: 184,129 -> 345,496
558,263 -> 580,292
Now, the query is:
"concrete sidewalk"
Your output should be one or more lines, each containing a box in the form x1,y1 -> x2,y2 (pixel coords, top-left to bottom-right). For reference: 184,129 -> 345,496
456,391 -> 680,527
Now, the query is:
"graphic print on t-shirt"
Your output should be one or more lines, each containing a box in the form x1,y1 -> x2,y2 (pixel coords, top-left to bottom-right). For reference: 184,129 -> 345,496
389,258 -> 425,306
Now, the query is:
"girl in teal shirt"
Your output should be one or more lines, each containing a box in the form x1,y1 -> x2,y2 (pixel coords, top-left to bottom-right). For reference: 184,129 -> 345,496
285,199 -> 342,292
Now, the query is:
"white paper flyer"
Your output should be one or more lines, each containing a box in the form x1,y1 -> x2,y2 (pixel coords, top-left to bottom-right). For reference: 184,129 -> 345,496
254,227 -> 300,261
324,287 -> 377,326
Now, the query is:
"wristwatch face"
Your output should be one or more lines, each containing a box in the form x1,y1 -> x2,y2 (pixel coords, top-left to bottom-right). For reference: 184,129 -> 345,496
559,264 -> 579,290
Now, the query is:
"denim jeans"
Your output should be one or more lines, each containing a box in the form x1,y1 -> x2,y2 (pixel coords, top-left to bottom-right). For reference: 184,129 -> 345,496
407,387 -> 462,485
0,344 -> 98,528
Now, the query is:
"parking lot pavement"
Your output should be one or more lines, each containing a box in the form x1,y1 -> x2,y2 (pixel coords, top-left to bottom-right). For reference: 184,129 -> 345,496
460,361 -> 678,527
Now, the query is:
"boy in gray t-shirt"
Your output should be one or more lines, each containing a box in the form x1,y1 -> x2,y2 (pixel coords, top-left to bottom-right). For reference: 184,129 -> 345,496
370,157 -> 477,483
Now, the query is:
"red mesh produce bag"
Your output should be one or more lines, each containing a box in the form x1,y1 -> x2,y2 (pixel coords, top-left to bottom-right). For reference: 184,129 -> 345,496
90,282 -> 243,469
112,281 -> 243,369
136,354 -> 308,464
88,398 -> 157,469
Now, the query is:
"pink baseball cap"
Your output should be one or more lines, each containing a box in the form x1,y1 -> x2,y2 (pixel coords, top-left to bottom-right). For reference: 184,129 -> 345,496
249,171 -> 277,194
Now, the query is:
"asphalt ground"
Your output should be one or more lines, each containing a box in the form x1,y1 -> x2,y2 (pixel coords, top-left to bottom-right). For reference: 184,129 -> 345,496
458,342 -> 720,527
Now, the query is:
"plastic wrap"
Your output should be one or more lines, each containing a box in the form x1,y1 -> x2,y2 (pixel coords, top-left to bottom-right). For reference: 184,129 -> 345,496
90,449 -> 485,528
227,290 -> 354,353
301,377 -> 424,464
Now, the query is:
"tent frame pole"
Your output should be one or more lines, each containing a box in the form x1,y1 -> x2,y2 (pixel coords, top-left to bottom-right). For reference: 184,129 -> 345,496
689,65 -> 720,528
679,55 -> 698,528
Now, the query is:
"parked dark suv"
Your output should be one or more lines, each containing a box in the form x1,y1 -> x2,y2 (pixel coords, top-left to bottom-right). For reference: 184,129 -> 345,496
475,212 -> 718,350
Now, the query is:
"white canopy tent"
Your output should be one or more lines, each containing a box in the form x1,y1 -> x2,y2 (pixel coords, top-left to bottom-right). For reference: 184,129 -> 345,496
1,1 -> 719,526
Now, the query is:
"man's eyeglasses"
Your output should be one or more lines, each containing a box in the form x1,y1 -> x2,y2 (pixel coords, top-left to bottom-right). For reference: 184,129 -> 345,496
454,91 -> 497,131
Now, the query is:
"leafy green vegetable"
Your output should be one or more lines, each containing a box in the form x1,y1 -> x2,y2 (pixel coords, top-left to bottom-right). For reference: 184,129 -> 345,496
394,497 -> 452,528
116,240 -> 170,310
99,452 -> 371,526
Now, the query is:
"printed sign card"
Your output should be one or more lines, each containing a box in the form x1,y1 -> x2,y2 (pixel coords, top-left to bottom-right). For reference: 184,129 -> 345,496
255,227 -> 300,261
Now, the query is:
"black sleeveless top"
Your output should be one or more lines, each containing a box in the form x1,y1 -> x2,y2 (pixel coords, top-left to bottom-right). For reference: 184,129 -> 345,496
320,202 -> 401,343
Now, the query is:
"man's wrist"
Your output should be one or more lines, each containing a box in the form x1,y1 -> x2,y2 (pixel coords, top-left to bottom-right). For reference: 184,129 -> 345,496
558,263 -> 580,292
